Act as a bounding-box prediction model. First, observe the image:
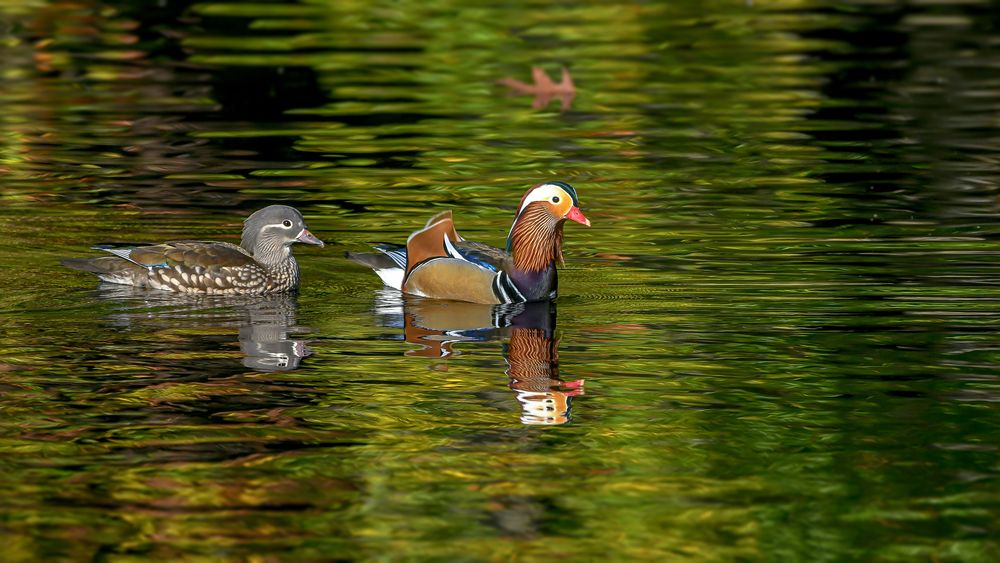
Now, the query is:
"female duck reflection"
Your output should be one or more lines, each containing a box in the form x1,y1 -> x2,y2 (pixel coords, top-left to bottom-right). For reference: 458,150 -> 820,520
372,289 -> 584,425
95,284 -> 310,371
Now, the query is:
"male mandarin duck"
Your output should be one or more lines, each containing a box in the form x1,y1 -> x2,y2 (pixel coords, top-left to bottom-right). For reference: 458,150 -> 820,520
348,182 -> 590,304
61,205 -> 324,295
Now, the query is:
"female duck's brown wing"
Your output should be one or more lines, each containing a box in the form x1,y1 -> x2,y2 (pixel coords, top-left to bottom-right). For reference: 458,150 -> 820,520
126,241 -> 263,291
126,241 -> 256,270
64,241 -> 253,274
64,241 -> 261,292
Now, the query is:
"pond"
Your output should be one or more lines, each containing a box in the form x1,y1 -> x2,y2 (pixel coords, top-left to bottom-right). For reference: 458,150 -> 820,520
1,0 -> 999,560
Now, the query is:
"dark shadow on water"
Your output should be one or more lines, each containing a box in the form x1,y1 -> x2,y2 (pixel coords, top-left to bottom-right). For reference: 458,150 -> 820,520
94,283 -> 311,372
371,289 -> 584,425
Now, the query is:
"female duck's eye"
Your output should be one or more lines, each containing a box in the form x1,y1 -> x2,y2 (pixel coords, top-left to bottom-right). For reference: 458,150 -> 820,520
282,220 -> 292,228
551,196 -> 560,204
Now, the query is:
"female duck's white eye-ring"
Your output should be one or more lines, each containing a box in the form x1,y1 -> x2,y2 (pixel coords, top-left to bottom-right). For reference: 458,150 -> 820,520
551,196 -> 560,203
282,220 -> 293,228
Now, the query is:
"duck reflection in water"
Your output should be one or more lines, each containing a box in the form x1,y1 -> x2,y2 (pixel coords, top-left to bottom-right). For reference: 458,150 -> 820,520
95,283 -> 310,371
373,289 -> 584,425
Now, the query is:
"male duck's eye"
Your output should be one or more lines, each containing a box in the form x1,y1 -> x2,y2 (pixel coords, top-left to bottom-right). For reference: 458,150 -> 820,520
551,196 -> 560,203
282,220 -> 292,228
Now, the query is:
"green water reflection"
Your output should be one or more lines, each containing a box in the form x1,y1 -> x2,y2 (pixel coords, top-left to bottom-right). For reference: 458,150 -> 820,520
1,0 -> 1000,560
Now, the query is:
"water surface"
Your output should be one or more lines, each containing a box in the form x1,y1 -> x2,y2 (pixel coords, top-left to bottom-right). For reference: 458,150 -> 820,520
1,0 -> 1000,560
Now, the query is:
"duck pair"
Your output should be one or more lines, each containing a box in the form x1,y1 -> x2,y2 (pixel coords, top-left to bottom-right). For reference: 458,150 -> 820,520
62,182 -> 590,304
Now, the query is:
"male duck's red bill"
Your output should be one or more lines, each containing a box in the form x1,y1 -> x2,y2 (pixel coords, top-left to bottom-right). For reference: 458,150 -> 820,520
348,181 -> 590,304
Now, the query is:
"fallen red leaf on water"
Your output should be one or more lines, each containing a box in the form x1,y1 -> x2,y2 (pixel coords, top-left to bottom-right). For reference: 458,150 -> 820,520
497,66 -> 576,111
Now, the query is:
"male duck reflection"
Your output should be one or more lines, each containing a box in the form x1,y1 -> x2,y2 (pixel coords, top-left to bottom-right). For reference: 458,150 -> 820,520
376,292 -> 584,425
506,324 -> 584,426
61,205 -> 324,295
349,182 -> 590,304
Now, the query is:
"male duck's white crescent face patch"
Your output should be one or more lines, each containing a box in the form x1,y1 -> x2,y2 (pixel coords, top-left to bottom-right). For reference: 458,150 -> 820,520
516,183 -> 574,217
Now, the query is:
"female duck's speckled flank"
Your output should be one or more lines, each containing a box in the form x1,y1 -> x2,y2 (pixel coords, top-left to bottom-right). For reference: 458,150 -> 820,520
61,205 -> 324,295
349,182 -> 590,304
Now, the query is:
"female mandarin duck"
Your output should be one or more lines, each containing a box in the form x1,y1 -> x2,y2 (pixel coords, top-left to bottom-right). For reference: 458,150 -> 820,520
61,205 -> 324,295
348,182 -> 590,304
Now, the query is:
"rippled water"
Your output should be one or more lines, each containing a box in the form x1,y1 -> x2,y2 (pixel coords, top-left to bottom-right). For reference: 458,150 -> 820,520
2,0 -> 1000,560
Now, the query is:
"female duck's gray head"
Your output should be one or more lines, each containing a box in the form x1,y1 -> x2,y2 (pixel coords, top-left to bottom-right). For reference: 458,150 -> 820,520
241,205 -> 324,263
